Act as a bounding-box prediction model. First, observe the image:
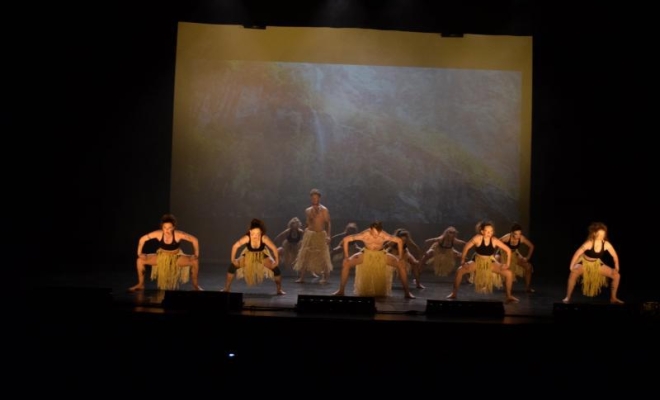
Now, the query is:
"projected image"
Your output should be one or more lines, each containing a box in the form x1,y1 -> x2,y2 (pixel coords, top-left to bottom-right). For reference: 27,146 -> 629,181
170,25 -> 531,263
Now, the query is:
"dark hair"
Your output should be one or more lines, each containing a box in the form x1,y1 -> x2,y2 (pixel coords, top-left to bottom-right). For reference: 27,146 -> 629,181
510,222 -> 522,233
287,217 -> 301,228
248,218 -> 267,234
394,228 -> 409,238
475,219 -> 494,233
310,188 -> 322,196
160,213 -> 177,227
587,222 -> 608,241
369,220 -> 383,231
344,222 -> 358,234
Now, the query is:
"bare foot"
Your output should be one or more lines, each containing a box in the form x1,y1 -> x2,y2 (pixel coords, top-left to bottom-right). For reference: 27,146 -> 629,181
561,297 -> 570,303
193,285 -> 204,291
220,288 -> 230,293
610,298 -> 624,304
332,290 -> 344,296
277,289 -> 286,295
405,293 -> 416,299
312,273 -> 320,278
295,278 -> 305,283
446,293 -> 457,299
505,296 -> 519,304
128,284 -> 144,292
319,279 -> 328,285
416,283 -> 426,289
526,288 -> 535,293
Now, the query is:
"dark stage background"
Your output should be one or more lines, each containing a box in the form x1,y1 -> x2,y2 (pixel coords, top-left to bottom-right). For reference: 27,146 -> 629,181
11,1 -> 651,295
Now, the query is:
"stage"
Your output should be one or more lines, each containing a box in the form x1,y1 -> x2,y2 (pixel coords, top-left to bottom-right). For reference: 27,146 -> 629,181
18,263 -> 659,395
27,262 -> 658,321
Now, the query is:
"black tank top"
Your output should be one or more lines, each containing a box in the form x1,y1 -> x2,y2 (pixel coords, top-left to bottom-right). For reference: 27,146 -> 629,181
287,230 -> 301,243
584,240 -> 605,259
504,237 -> 520,250
159,232 -> 180,251
246,234 -> 266,252
440,238 -> 454,249
475,237 -> 496,256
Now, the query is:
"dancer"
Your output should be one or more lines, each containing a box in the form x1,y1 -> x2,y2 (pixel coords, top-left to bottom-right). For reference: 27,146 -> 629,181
332,221 -> 415,298
293,189 -> 333,284
330,222 -> 362,261
273,217 -> 305,270
418,226 -> 466,279
446,220 -> 518,303
561,222 -> 623,304
222,218 -> 285,295
129,213 -> 202,291
385,228 -> 424,288
497,222 -> 535,293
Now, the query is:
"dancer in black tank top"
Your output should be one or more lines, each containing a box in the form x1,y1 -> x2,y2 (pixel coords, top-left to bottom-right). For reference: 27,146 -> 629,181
562,222 -> 623,304
446,220 -> 519,303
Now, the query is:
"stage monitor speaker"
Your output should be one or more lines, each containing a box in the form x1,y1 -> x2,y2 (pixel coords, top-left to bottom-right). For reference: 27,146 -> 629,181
553,302 -> 639,321
296,295 -> 376,315
425,300 -> 505,318
162,291 -> 243,313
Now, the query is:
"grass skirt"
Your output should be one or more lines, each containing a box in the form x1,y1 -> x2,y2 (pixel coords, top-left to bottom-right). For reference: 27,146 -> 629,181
237,248 -> 275,286
293,230 -> 333,274
353,249 -> 394,297
579,257 -> 608,297
150,249 -> 190,290
430,245 -> 459,276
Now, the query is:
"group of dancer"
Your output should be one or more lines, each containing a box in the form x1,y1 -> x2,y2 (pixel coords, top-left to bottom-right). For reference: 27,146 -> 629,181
128,189 -> 624,305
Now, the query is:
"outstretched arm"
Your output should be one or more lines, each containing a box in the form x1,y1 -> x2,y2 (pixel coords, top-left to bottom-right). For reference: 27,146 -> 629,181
407,239 -> 422,259
343,230 -> 367,257
494,238 -> 511,268
273,229 -> 289,245
460,236 -> 476,264
263,235 -> 280,266
137,230 -> 158,256
521,235 -> 535,260
569,242 -> 588,270
231,236 -> 248,266
179,230 -> 200,258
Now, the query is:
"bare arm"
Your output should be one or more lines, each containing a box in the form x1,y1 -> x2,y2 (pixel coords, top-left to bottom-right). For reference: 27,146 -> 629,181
569,242 -> 588,270
273,229 -> 289,244
383,233 -> 404,260
406,248 -> 419,264
331,231 -> 347,241
494,238 -> 511,268
343,234 -> 357,257
178,230 -> 200,257
521,235 -> 535,260
262,235 -> 280,266
605,241 -> 620,271
137,230 -> 159,256
231,235 -> 248,265
325,209 -> 332,239
407,239 -> 422,258
343,230 -> 367,257
460,236 -> 477,264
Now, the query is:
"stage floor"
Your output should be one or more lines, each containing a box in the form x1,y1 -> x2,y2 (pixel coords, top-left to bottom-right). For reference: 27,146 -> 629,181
19,264 -> 660,395
28,263 -> 658,323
